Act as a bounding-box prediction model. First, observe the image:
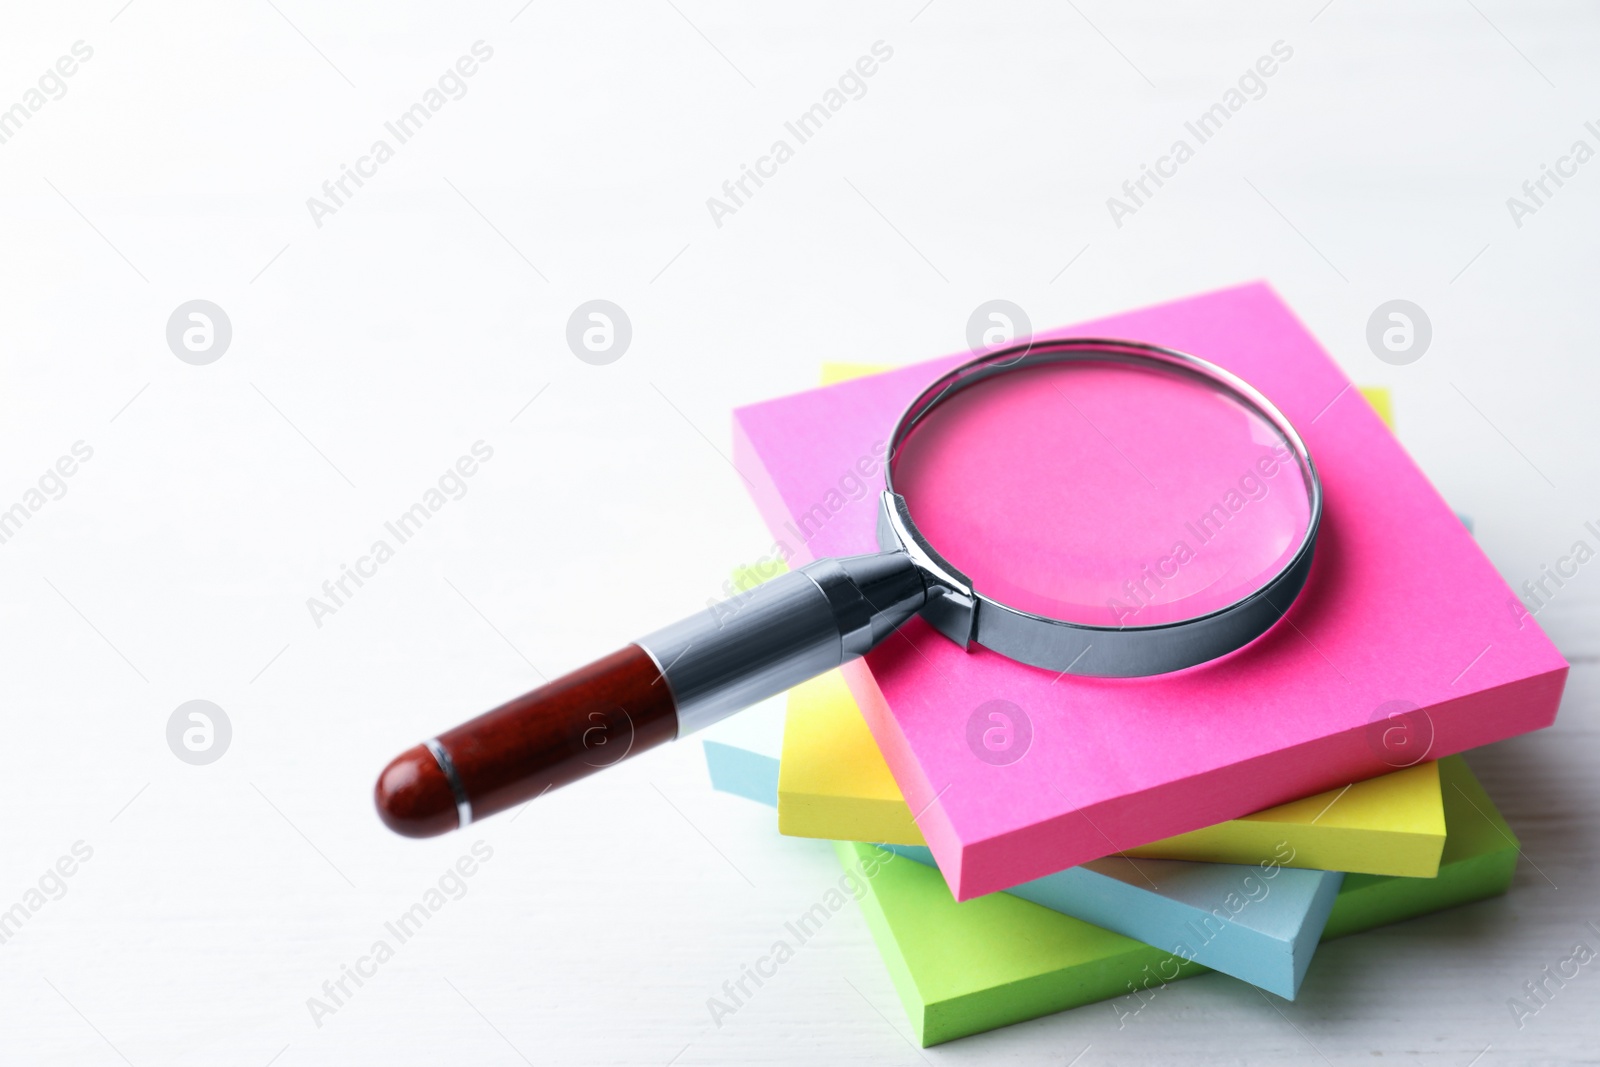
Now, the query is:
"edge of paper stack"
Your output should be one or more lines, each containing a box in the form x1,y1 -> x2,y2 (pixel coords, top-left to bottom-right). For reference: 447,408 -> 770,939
700,371 -> 1527,1046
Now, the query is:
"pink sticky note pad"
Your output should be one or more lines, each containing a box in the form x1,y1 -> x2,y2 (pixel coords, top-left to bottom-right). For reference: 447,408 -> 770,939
732,282 -> 1567,901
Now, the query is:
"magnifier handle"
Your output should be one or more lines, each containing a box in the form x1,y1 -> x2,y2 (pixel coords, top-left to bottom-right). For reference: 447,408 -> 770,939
374,645 -> 677,837
375,552 -> 927,837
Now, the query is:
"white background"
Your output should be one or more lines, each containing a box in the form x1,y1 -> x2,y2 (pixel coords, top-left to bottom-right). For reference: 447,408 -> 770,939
1,1 -> 1597,1064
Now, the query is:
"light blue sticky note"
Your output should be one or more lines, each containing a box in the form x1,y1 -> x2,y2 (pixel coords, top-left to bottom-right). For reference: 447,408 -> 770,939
702,742 -> 780,807
698,695 -> 784,806
703,738 -> 1342,998
888,845 -> 1341,999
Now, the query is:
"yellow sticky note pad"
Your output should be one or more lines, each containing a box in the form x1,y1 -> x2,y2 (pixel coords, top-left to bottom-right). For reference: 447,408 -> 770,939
821,361 -> 894,385
1359,385 -> 1393,428
778,671 -> 1447,877
779,671 -> 925,847
1121,761 -> 1444,874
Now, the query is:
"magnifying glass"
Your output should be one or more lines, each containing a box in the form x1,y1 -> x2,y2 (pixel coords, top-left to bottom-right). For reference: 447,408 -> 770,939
376,338 -> 1322,837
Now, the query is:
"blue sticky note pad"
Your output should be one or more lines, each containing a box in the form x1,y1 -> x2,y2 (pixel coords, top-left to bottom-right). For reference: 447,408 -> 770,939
703,739 -> 1342,999
887,845 -> 1342,999
702,741 -> 780,807
697,693 -> 784,806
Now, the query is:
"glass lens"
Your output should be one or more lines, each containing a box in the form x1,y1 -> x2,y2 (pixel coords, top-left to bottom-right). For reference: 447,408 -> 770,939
891,358 -> 1312,628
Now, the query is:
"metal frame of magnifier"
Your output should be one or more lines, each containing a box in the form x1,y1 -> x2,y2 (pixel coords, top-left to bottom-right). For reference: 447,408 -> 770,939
875,336 -> 1324,678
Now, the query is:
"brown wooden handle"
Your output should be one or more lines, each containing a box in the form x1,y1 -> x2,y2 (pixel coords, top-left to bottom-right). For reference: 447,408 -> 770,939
375,644 -> 678,837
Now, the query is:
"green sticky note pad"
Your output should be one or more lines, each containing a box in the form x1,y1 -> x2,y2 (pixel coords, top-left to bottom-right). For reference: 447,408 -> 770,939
839,755 -> 1517,1046
835,840 -> 1209,1046
1323,754 -> 1519,939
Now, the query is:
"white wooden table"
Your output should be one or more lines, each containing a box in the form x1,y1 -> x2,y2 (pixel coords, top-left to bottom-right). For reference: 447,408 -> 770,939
1,2 -> 1596,1063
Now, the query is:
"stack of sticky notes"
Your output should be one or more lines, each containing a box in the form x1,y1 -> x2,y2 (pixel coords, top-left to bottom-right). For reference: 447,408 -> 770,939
700,283 -> 1565,1046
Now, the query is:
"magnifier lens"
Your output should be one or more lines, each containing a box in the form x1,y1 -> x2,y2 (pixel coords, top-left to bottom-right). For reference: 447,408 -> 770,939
890,359 -> 1313,628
